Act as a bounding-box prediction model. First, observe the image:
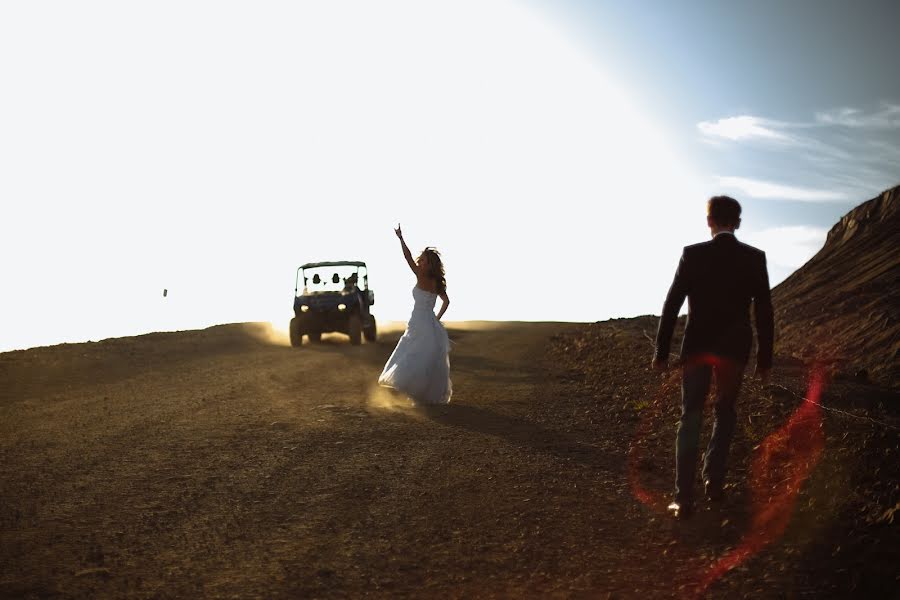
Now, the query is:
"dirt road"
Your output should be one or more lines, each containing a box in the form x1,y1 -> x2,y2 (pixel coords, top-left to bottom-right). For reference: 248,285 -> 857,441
1,322 -> 612,599
2,321 -> 896,599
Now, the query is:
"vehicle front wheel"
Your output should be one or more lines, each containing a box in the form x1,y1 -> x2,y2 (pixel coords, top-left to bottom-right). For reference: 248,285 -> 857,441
363,320 -> 377,342
308,331 -> 322,343
348,313 -> 362,346
289,318 -> 302,348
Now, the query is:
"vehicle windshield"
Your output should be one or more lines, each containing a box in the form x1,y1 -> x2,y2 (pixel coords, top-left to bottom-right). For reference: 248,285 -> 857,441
302,265 -> 362,294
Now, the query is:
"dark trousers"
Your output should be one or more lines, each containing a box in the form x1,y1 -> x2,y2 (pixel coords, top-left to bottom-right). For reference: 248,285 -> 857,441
675,358 -> 744,505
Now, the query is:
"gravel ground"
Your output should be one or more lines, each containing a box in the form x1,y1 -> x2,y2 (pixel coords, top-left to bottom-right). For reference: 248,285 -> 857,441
1,320 -> 897,599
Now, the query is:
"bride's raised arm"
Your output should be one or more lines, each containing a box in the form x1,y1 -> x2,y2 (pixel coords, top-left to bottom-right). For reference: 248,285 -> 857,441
394,224 -> 418,275
436,291 -> 450,321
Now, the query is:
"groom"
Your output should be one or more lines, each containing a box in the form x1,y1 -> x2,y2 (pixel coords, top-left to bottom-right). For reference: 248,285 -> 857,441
652,195 -> 774,519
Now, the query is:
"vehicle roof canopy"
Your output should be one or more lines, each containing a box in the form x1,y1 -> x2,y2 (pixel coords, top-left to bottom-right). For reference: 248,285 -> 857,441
300,261 -> 367,269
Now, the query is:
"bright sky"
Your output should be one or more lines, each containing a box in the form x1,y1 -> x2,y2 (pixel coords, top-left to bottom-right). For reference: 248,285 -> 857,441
2,0 -> 898,351
533,0 -> 900,278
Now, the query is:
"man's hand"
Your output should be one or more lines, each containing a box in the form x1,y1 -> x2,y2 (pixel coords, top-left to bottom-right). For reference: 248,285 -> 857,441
754,366 -> 771,384
394,224 -> 403,239
652,357 -> 668,372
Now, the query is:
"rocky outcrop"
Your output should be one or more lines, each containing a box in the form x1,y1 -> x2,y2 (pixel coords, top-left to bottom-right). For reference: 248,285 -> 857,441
772,184 -> 900,388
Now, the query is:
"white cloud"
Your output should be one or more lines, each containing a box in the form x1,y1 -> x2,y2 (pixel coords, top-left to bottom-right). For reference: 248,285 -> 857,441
742,225 -> 828,273
697,115 -> 791,141
697,106 -> 900,202
715,176 -> 849,202
815,104 -> 900,128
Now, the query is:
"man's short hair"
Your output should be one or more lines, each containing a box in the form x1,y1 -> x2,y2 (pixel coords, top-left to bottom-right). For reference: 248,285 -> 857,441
707,195 -> 742,227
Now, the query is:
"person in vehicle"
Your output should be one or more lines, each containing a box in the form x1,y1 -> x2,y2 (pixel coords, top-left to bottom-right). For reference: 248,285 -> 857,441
343,272 -> 359,293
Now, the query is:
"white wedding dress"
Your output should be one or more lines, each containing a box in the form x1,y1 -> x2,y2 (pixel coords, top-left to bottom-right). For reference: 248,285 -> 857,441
378,286 -> 452,405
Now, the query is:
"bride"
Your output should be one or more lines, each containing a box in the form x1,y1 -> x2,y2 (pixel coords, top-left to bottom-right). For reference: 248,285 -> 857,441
378,224 -> 452,405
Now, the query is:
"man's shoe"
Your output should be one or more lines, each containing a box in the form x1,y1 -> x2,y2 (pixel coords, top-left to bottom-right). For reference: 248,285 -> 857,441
667,501 -> 694,520
704,480 -> 724,502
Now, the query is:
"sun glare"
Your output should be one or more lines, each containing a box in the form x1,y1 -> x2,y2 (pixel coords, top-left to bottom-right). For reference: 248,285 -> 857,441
0,0 -> 703,351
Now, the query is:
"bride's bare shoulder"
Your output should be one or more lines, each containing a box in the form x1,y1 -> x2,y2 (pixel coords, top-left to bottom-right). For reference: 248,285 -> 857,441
415,275 -> 438,293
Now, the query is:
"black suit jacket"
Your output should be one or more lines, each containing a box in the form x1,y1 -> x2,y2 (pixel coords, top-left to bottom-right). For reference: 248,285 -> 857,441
654,233 -> 774,369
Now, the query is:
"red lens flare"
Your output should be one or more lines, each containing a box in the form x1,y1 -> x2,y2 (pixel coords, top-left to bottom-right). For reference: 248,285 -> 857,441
697,366 -> 825,595
629,353 -> 727,512
630,356 -> 826,596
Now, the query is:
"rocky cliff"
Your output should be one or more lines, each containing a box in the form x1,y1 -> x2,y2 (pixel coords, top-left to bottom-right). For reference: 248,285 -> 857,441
772,184 -> 900,388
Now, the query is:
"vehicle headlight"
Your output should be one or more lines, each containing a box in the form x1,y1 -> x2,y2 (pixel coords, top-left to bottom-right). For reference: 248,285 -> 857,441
300,305 -> 310,312
337,303 -> 347,311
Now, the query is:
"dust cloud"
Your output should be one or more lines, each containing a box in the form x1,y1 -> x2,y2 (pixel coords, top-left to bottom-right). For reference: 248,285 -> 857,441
365,383 -> 423,418
241,322 -> 291,347
374,320 -> 407,336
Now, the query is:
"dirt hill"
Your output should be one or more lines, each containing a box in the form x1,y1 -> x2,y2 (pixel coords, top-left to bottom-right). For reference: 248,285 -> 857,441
772,184 -> 900,389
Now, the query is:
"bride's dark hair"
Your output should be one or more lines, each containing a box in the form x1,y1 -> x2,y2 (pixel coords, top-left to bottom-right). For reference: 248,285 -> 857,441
419,247 -> 446,294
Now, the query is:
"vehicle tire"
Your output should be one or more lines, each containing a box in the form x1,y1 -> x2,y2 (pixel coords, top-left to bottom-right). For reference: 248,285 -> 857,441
363,320 -> 377,342
348,313 -> 362,346
289,318 -> 302,348
308,331 -> 322,343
